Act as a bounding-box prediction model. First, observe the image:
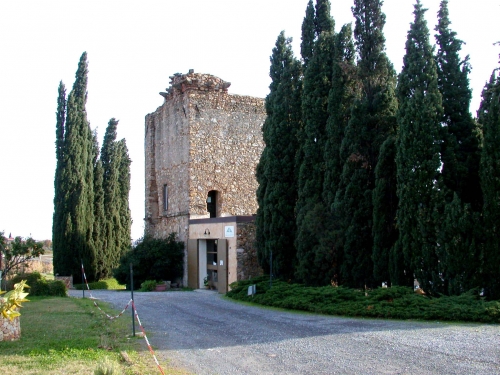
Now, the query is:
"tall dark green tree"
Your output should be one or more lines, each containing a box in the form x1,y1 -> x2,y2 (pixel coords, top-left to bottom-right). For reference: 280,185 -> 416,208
53,52 -> 97,281
437,192 -> 482,295
99,118 -> 132,278
295,4 -> 335,284
478,69 -> 500,299
395,2 -> 444,294
334,0 -> 397,288
435,0 -> 482,211
116,139 -> 132,270
322,23 -> 358,286
93,158 -> 106,278
101,118 -> 120,276
256,32 -> 302,280
315,0 -> 335,36
301,0 -> 316,69
52,81 -> 67,276
372,135 -> 399,285
323,23 -> 357,212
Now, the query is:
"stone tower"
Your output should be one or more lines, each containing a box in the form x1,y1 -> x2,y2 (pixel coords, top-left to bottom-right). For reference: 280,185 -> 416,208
144,70 -> 266,288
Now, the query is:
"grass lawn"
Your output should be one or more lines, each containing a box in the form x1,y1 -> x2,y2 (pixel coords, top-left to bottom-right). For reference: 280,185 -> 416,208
0,296 -> 190,375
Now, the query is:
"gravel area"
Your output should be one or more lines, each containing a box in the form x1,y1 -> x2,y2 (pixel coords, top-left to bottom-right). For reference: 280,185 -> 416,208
69,289 -> 500,375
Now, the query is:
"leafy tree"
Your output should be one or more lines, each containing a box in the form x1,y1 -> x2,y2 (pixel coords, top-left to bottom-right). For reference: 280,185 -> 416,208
478,69 -> 500,299
395,1 -> 443,294
0,232 -> 44,278
435,0 -> 482,210
255,32 -> 302,280
53,52 -> 96,281
334,0 -> 397,288
113,234 -> 184,290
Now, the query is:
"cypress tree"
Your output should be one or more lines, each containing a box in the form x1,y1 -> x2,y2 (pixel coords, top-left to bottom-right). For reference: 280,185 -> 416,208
323,23 -> 357,211
101,118 -> 120,276
301,0 -> 315,69
295,26 -> 335,285
478,69 -> 500,299
372,135 -> 399,286
53,81 -> 66,277
322,23 -> 358,286
116,139 -> 132,272
435,0 -> 482,210
54,52 -> 96,280
255,147 -> 270,271
315,0 -> 335,36
98,118 -> 132,278
93,157 -> 106,279
437,193 -> 482,295
395,2 -> 444,294
334,0 -> 397,288
256,32 -> 302,280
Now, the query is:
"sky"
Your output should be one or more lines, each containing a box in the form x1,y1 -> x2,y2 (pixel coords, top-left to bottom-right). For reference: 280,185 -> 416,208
0,0 -> 498,242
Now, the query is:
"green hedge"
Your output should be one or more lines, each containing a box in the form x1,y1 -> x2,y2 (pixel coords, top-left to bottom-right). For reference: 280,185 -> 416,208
9,272 -> 66,297
227,277 -> 500,323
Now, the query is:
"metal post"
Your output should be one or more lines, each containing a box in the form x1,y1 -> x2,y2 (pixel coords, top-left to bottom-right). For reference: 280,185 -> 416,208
130,263 -> 135,337
269,249 -> 273,289
81,259 -> 85,298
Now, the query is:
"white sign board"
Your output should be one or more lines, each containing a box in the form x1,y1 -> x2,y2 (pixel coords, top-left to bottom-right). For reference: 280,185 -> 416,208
224,225 -> 235,238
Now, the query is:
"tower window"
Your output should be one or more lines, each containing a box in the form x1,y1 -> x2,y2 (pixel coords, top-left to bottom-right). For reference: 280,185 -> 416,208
163,184 -> 168,211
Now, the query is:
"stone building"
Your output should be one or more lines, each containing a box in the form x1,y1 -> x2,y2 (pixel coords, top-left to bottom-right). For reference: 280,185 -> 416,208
145,70 -> 265,292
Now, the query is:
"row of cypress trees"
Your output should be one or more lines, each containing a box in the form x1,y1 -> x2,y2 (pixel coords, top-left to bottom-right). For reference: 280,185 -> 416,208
53,52 -> 131,282
256,0 -> 500,299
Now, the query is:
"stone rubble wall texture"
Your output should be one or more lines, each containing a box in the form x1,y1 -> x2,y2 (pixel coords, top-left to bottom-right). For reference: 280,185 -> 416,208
0,316 -> 20,341
236,222 -> 263,281
145,71 -> 266,285
55,276 -> 73,289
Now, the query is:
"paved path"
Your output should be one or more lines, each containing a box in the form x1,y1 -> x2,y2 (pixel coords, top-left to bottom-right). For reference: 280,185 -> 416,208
69,289 -> 500,375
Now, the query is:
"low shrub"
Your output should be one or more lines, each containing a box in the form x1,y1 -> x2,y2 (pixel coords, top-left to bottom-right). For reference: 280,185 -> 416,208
140,280 -> 158,292
113,233 -> 184,290
226,278 -> 500,323
8,272 -> 67,297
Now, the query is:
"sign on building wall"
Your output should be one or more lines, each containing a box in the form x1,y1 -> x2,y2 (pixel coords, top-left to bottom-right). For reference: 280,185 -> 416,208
224,226 -> 235,238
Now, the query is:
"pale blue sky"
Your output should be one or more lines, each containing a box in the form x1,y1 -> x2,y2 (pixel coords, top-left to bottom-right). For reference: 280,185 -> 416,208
0,0 -> 498,241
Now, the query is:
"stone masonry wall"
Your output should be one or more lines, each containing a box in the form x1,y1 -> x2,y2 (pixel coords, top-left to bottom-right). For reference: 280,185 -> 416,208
187,90 -> 265,217
0,316 -> 20,341
236,221 -> 263,281
145,71 -> 266,286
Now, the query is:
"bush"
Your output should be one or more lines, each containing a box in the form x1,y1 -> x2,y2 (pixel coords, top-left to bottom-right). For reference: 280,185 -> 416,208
140,280 -> 158,292
8,272 -> 67,297
226,278 -> 500,323
113,233 -> 184,290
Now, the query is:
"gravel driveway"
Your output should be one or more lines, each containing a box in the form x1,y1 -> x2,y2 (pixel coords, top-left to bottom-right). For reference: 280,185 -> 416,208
69,289 -> 500,375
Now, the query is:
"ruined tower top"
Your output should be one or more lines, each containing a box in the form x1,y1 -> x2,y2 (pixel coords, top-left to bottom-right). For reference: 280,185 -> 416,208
159,69 -> 231,100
